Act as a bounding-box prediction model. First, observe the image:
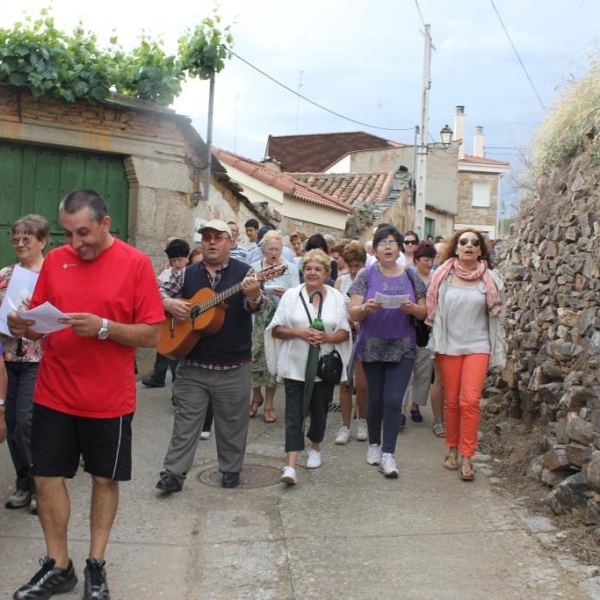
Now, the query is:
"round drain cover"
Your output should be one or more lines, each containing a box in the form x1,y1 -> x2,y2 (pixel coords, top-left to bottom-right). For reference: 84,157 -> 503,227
196,461 -> 282,489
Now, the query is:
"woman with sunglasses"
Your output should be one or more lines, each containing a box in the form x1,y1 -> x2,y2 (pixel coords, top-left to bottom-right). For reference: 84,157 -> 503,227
426,229 -> 506,481
401,230 -> 419,266
0,215 -> 50,514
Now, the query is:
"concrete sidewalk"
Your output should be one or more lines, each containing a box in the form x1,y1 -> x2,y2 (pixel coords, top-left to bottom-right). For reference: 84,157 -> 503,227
1,383 -> 598,599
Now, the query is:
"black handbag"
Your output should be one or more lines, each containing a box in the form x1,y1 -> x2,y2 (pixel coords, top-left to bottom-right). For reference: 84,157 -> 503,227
406,267 -> 431,347
413,317 -> 431,347
317,350 -> 343,384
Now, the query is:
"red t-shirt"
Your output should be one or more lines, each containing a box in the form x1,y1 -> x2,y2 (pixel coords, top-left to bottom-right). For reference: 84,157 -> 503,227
30,239 -> 164,418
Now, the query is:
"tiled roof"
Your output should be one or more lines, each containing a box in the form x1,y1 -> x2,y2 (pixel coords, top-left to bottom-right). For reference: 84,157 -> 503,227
213,148 -> 353,214
266,132 -> 407,172
291,172 -> 396,208
461,154 -> 510,167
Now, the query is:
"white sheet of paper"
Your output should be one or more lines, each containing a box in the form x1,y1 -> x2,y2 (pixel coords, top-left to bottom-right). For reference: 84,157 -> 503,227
16,302 -> 71,334
375,292 -> 410,309
0,265 -> 39,336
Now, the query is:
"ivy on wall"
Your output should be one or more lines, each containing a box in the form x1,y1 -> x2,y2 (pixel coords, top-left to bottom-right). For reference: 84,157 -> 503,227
0,8 -> 233,107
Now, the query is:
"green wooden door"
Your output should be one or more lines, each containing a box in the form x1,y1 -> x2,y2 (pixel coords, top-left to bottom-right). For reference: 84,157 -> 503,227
0,141 -> 129,267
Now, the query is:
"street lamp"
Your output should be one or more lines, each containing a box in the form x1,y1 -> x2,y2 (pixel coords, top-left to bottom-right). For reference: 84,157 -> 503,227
440,124 -> 453,148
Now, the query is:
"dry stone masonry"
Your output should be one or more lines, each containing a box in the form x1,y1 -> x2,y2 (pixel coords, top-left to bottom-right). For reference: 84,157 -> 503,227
492,148 -> 600,524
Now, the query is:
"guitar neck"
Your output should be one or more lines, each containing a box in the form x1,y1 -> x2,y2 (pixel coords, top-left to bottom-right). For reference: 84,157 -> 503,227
189,265 -> 286,316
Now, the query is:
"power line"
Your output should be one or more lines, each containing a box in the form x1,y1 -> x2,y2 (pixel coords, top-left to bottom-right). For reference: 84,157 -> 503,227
413,0 -> 427,29
229,50 -> 415,133
489,0 -> 547,113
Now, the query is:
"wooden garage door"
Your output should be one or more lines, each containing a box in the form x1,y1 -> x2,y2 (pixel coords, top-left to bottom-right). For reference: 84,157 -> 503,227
0,141 -> 129,268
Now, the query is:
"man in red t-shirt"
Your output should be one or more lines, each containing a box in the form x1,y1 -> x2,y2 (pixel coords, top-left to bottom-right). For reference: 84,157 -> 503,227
8,189 -> 164,600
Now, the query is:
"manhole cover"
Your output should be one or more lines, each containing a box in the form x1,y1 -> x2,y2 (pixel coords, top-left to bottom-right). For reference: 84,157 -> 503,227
196,461 -> 282,489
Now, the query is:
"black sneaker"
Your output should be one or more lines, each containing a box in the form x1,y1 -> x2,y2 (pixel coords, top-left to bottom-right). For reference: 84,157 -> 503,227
141,377 -> 165,388
84,558 -> 110,600
14,556 -> 78,599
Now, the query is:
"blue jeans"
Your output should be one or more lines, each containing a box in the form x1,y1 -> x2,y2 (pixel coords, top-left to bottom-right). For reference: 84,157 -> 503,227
363,358 -> 414,454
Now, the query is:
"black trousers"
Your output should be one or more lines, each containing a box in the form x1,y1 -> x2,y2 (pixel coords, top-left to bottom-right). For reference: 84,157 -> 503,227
283,378 -> 334,452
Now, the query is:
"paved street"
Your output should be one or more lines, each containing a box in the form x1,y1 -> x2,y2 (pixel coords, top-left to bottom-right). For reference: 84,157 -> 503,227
1,382 -> 598,599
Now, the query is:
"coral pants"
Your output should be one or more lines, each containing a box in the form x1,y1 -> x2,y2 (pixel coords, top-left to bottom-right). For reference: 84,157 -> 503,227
435,353 -> 490,458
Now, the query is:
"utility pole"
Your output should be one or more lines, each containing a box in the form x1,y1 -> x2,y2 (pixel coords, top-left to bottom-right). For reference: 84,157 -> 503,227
414,24 -> 432,239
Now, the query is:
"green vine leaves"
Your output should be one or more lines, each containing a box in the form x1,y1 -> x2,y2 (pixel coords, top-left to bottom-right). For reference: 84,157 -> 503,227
0,8 -> 234,107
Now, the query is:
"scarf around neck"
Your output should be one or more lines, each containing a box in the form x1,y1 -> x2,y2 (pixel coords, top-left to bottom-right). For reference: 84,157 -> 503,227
426,257 -> 503,324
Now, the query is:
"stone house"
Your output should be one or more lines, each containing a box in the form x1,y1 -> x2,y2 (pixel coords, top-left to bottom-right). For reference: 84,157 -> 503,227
266,131 -> 457,239
266,110 -> 509,240
0,85 -> 264,269
453,106 -> 510,239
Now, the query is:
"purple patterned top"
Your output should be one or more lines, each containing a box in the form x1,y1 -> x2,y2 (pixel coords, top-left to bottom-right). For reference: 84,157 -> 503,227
347,264 -> 426,363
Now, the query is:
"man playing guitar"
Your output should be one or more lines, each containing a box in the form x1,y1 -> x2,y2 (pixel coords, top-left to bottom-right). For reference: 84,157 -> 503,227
156,219 -> 266,492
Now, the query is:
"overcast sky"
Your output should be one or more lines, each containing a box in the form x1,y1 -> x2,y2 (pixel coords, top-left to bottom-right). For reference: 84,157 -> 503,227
2,0 -> 600,213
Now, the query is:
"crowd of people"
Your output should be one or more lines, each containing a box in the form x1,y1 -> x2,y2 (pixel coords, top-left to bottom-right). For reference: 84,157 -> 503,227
0,200 -> 506,599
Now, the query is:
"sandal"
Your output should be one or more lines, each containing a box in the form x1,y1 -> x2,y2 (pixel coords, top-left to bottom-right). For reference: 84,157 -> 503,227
249,398 -> 264,418
432,422 -> 446,438
443,454 -> 458,471
460,461 -> 475,481
263,408 -> 276,423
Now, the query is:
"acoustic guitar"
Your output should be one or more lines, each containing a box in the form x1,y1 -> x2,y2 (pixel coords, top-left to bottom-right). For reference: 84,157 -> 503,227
156,263 -> 287,359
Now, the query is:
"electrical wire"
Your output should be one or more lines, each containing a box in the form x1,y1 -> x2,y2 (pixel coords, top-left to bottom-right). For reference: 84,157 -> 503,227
489,0 -> 547,113
413,0 -> 427,29
229,49 -> 415,133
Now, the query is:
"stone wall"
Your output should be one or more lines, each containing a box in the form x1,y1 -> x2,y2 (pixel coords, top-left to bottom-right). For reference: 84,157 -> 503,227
493,146 -> 600,520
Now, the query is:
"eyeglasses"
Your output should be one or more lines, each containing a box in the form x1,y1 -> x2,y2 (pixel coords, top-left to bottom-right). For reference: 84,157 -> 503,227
263,248 -> 282,254
458,237 -> 481,247
377,240 -> 398,249
403,240 -> 418,246
201,233 -> 230,243
11,236 -> 34,246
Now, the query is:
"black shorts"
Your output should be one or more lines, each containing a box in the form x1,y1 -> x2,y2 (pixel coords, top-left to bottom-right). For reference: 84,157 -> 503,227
31,404 -> 134,481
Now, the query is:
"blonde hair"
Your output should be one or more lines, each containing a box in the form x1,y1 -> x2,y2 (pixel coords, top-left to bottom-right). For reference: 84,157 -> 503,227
301,249 -> 331,276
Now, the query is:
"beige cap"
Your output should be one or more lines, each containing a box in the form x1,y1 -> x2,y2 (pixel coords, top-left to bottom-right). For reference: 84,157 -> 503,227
197,219 -> 232,237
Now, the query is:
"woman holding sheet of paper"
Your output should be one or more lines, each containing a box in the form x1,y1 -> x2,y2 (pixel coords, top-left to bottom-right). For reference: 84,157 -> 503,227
347,224 -> 427,479
0,214 -> 50,514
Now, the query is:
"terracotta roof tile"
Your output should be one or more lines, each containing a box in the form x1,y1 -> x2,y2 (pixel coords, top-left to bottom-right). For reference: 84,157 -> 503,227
461,154 -> 510,167
266,132 -> 407,172
291,172 -> 395,207
213,148 -> 353,214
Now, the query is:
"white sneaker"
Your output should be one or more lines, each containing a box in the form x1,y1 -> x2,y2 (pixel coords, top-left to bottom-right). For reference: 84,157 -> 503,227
281,466 -> 297,485
355,419 -> 368,441
335,426 -> 352,445
200,431 -> 211,440
306,449 -> 322,469
366,444 -> 382,466
379,453 -> 399,478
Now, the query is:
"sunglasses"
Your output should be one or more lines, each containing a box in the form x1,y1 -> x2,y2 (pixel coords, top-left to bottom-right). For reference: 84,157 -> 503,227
403,240 -> 418,246
458,237 -> 481,247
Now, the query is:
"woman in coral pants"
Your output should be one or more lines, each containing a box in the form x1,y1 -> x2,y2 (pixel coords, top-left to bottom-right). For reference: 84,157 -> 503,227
426,229 -> 506,481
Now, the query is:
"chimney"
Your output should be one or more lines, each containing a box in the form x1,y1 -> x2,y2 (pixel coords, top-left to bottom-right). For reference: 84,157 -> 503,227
454,106 -> 465,159
473,126 -> 484,157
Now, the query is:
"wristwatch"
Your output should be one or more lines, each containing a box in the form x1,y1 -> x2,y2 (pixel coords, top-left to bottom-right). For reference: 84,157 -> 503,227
97,318 -> 109,340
